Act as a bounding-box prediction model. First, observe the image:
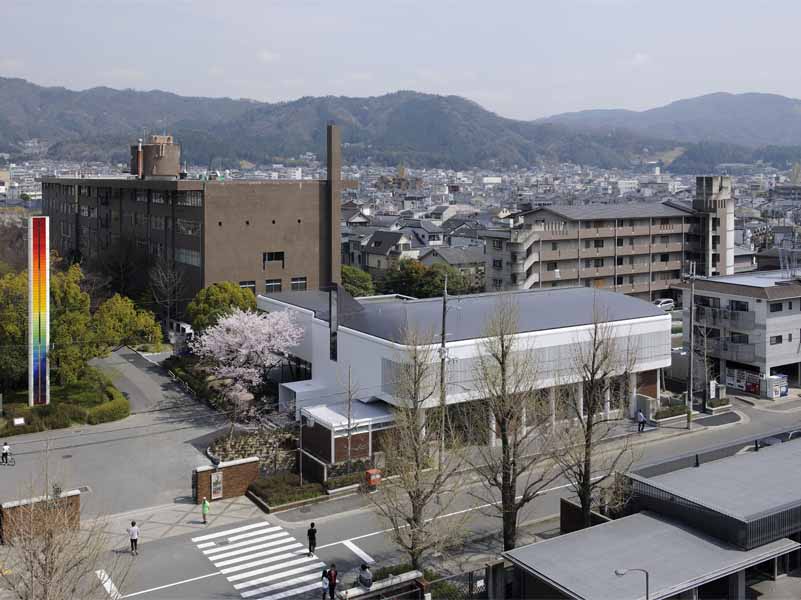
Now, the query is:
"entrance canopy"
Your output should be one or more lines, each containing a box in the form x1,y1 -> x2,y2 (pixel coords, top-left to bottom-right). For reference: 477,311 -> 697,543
301,400 -> 394,434
504,512 -> 799,600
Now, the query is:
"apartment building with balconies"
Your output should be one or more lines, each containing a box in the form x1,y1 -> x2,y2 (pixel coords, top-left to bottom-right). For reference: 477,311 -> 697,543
481,176 -> 735,301
676,270 -> 801,388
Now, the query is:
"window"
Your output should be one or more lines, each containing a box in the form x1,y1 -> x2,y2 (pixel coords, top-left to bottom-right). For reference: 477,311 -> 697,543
594,239 -> 604,248
660,218 -> 669,225
790,333 -> 794,342
510,253 -> 518,263
551,242 -> 558,251
176,219 -> 201,236
584,240 -> 591,249
617,257 -> 624,266
629,238 -> 634,246
770,303 -> 783,313
584,280 -> 592,287
150,215 -> 165,230
790,302 -> 794,310
492,259 -> 503,269
770,335 -> 783,345
177,191 -> 203,207
265,279 -> 282,294
492,239 -> 503,250
584,259 -> 591,268
263,251 -> 285,269
616,276 -> 623,285
134,213 -> 145,226
617,238 -> 624,247
510,274 -> 518,284
582,221 -> 592,229
175,248 -> 201,266
729,300 -> 749,312
593,220 -> 603,228
730,332 -> 748,344
660,235 -> 669,244
594,258 -> 604,268
151,191 -> 165,204
629,275 -> 634,284
291,277 -> 307,291
492,278 -> 503,289
660,254 -> 669,262
239,281 -> 256,294
136,190 -> 148,203
547,262 -> 557,271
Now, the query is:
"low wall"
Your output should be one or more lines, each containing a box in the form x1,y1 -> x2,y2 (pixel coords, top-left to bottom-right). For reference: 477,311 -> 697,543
0,490 -> 81,544
559,497 -> 610,534
194,457 -> 260,504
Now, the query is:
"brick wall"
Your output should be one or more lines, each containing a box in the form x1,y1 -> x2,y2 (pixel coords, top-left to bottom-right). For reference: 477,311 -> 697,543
0,490 -> 80,544
194,457 -> 260,504
334,432 -> 370,462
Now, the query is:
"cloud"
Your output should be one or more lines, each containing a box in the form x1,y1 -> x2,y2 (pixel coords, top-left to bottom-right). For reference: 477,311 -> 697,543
257,50 -> 280,64
630,52 -> 651,67
0,57 -> 24,73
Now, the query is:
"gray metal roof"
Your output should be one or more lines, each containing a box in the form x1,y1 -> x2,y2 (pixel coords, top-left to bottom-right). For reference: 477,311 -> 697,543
418,246 -> 485,266
504,512 -> 799,600
263,287 -> 665,344
518,202 -> 692,221
643,439 -> 801,521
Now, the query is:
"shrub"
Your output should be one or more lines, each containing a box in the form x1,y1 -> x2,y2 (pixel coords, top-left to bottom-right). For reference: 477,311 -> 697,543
248,474 -> 325,506
87,396 -> 130,425
324,471 -> 365,491
654,404 -> 687,419
708,396 -> 730,408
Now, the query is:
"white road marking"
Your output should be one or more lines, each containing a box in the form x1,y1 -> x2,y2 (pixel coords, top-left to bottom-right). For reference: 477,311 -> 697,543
239,573 -> 321,599
220,551 -> 308,575
191,522 -> 270,543
196,541 -> 216,549
212,542 -> 304,567
121,571 -> 221,598
227,555 -> 320,583
227,526 -> 282,542
343,540 -> 375,564
233,562 -> 325,591
96,569 -> 122,600
258,581 -> 322,600
204,532 -> 289,556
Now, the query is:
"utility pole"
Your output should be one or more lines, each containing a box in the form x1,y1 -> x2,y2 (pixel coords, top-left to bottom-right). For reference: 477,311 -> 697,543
439,273 -> 448,472
346,365 -> 353,474
687,261 -> 696,429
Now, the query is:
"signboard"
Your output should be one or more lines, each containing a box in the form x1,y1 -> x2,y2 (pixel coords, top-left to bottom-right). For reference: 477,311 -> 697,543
29,216 -> 49,406
210,471 -> 223,500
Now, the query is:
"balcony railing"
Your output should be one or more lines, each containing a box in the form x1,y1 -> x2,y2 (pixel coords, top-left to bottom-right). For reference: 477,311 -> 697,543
706,339 -> 756,363
689,305 -> 757,329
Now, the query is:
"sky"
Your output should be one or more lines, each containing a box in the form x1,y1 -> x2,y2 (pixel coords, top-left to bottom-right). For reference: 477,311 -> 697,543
2,0 -> 800,120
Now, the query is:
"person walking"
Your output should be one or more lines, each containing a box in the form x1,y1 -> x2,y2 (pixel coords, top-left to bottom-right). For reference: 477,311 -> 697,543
358,564 -> 373,589
326,563 -> 338,600
201,497 -> 210,524
1,442 -> 9,465
320,568 -> 329,600
128,521 -> 140,555
637,409 -> 647,433
307,522 -> 317,556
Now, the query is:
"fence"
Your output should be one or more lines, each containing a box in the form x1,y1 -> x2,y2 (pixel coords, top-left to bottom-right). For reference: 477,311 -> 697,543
425,568 -> 488,599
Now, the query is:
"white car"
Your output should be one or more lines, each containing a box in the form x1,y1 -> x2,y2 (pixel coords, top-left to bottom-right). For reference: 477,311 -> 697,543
653,298 -> 675,311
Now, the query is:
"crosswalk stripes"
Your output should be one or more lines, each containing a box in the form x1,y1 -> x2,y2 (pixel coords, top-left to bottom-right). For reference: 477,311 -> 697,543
191,520 -> 324,600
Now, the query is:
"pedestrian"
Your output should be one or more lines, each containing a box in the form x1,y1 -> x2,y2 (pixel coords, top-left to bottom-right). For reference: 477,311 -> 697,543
201,497 -> 210,524
128,520 -> 140,555
358,563 -> 373,589
307,522 -> 317,556
637,409 -> 646,433
326,563 -> 338,600
1,442 -> 9,465
320,568 -> 329,600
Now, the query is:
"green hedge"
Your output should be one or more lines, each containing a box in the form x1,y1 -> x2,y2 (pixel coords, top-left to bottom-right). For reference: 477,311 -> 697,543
248,474 -> 325,506
87,396 -> 130,425
372,563 -> 460,597
654,404 -> 688,419
324,471 -> 365,490
708,396 -> 730,408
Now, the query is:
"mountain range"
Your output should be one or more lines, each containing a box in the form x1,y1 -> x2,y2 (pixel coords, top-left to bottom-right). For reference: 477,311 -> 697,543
3,77 -> 801,173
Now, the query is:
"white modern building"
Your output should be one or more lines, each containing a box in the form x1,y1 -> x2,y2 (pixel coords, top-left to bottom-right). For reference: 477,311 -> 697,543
258,287 -> 672,471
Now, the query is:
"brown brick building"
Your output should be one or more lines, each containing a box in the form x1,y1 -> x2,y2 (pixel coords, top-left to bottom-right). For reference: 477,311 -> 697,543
41,126 -> 342,307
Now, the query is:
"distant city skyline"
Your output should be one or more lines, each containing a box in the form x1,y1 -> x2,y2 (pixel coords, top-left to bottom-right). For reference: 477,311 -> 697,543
3,0 -> 800,120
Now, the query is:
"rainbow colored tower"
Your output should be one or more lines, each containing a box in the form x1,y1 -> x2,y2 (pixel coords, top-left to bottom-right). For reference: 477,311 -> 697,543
29,216 -> 49,406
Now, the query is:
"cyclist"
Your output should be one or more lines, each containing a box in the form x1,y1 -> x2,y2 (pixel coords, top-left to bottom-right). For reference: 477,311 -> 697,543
1,442 -> 9,465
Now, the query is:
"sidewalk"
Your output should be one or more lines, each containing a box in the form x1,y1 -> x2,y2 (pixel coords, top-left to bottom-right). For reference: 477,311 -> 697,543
87,496 -> 266,550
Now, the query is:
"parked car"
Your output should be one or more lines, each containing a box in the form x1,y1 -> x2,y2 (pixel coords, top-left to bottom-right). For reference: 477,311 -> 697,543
653,298 -> 675,311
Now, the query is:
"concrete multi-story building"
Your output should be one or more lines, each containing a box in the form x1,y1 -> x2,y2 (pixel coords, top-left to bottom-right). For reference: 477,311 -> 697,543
41,126 -> 343,305
482,176 -> 735,301
677,269 -> 801,390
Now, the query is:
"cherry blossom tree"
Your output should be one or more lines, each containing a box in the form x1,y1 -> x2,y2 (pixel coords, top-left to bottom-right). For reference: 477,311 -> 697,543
191,308 -> 303,430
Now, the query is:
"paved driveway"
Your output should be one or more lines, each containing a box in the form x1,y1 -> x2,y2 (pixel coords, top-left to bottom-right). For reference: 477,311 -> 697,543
0,349 -> 227,517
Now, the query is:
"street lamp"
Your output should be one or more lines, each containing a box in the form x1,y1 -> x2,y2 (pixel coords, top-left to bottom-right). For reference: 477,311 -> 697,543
615,568 -> 649,600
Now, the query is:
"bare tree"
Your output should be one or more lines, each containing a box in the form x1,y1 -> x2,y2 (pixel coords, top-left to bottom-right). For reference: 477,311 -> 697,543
0,462 -> 130,600
551,301 -> 638,528
469,298 -> 560,551
338,365 -> 361,474
368,327 -> 466,571
149,258 -> 185,336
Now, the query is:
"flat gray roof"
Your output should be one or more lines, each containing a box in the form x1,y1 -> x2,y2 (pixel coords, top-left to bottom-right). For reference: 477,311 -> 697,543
301,400 -> 394,429
504,512 -> 799,600
262,287 -> 666,344
706,270 -> 795,288
642,439 -> 801,520
517,202 -> 692,220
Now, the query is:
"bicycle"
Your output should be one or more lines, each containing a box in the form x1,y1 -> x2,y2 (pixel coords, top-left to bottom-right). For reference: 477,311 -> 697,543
0,452 -> 15,467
